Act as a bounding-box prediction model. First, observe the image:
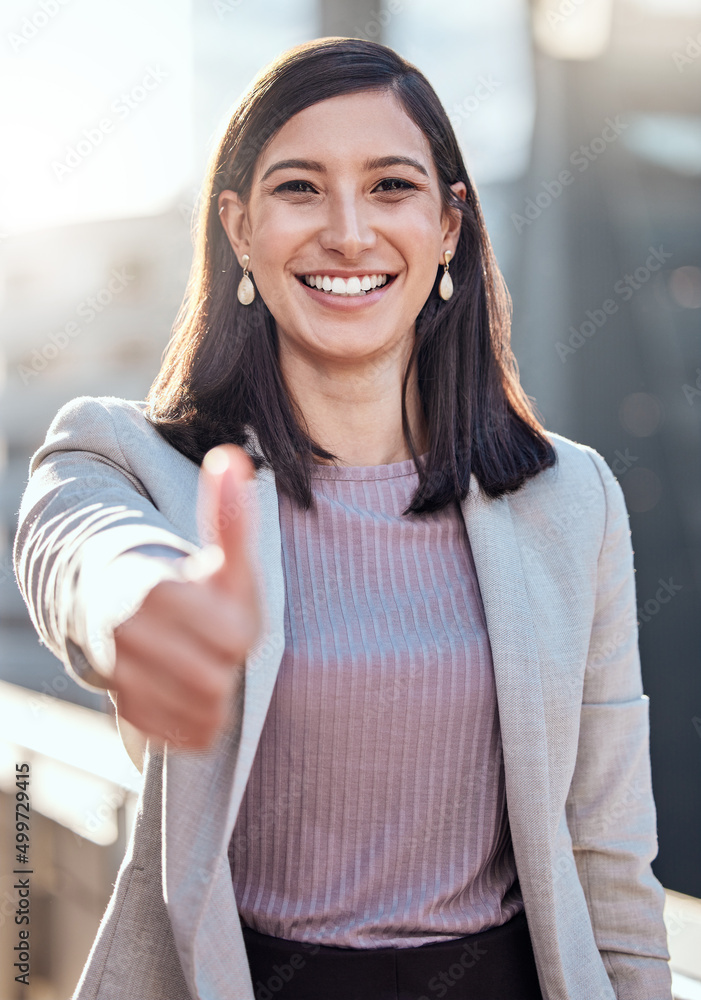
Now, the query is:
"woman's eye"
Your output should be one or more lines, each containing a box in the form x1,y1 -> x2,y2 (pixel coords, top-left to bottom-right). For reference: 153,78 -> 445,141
374,178 -> 416,193
273,178 -> 416,196
275,180 -> 317,194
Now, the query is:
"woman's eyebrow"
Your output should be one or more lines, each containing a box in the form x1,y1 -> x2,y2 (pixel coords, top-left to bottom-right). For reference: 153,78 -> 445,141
260,159 -> 326,182
363,155 -> 429,176
259,154 -> 430,183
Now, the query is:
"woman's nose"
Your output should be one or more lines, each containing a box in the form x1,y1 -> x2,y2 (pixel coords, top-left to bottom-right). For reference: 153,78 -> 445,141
318,193 -> 377,259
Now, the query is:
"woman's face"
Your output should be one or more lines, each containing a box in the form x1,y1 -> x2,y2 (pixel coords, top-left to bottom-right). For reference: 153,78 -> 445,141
218,89 -> 465,370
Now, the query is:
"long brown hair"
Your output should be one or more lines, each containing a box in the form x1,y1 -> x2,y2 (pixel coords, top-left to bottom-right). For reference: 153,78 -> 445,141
146,37 -> 556,513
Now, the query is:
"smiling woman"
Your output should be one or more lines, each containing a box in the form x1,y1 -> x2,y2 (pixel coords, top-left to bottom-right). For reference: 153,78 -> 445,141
12,35 -> 672,1000
214,87 -> 470,470
145,37 -> 556,504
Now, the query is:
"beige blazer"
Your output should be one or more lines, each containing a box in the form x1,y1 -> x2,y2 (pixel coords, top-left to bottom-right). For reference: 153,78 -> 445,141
13,394 -> 672,1000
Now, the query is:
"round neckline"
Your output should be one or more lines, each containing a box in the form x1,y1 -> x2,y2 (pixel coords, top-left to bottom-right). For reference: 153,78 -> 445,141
311,451 -> 429,482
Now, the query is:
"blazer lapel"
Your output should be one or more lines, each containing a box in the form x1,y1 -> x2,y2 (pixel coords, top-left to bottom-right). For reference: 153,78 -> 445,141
227,463 -> 287,827
460,468 -> 615,999
163,458 -> 286,999
459,476 -> 555,918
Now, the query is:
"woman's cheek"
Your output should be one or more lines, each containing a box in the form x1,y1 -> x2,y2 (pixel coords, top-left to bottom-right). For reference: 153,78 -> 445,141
252,218 -> 318,262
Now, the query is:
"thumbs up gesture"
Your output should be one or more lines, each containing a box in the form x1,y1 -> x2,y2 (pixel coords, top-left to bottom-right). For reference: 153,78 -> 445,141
112,445 -> 262,751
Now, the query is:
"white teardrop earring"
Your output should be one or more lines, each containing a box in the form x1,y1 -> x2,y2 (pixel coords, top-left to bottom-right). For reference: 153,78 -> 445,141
237,254 -> 255,305
439,250 -> 454,301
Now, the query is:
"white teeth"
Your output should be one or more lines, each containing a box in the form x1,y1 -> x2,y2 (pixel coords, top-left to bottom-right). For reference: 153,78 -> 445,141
302,273 -> 390,295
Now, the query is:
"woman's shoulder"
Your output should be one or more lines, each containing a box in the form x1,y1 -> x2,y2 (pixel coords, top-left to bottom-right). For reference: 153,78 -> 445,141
505,428 -> 627,547
46,393 -> 149,430
540,428 -> 621,499
30,394 -> 189,478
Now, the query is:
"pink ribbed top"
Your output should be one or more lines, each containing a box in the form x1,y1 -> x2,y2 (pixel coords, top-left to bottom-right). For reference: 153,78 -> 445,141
229,453 -> 522,948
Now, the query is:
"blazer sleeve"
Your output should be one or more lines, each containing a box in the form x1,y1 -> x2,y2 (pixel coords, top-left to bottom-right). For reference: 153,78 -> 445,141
12,396 -> 202,692
566,449 -> 672,1000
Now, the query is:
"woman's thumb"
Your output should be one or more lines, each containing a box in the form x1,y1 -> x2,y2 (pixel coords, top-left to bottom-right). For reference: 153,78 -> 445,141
200,444 -> 258,602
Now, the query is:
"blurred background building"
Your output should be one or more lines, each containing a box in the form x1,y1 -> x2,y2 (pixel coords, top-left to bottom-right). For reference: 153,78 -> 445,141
0,0 -> 700,996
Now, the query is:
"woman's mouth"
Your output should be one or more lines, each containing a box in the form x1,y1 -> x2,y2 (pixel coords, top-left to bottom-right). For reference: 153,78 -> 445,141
296,273 -> 395,297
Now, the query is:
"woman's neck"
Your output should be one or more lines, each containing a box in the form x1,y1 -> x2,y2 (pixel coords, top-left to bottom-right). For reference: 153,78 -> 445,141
280,344 -> 428,468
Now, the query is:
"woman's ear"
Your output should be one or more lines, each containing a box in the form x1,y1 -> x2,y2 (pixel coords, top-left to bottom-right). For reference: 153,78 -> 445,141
442,181 -> 467,258
217,190 -> 251,267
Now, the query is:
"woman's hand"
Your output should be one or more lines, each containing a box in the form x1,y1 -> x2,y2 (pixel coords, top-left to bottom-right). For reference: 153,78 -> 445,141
111,445 -> 261,751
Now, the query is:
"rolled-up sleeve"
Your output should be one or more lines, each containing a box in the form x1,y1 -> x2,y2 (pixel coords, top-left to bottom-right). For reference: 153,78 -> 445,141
566,449 -> 672,999
12,396 -> 201,691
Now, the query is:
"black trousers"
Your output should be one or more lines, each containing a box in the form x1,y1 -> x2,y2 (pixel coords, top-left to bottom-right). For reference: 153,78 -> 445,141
241,909 -> 543,1000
